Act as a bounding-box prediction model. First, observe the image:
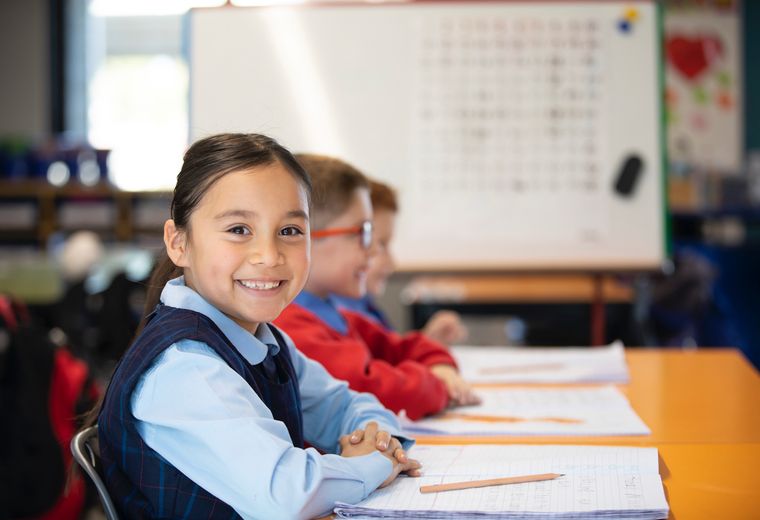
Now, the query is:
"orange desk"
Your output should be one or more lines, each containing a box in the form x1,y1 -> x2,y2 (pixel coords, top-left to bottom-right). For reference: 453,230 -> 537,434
658,443 -> 760,520
414,349 -> 760,519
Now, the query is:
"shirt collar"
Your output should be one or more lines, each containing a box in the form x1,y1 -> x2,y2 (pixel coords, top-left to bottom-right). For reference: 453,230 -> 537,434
160,276 -> 279,364
294,290 -> 348,335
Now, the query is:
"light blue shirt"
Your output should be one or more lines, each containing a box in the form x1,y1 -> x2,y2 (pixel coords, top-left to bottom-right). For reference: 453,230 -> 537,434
294,290 -> 349,335
131,277 -> 411,519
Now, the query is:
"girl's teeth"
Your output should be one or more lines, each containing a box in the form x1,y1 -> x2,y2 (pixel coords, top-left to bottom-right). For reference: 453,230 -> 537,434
239,280 -> 281,290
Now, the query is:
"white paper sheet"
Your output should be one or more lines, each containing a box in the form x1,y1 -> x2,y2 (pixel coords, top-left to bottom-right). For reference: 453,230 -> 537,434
451,341 -> 629,384
403,386 -> 650,436
335,445 -> 669,519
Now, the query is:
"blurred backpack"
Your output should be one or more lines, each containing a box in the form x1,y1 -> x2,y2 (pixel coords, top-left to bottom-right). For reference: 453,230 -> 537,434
0,295 -> 100,519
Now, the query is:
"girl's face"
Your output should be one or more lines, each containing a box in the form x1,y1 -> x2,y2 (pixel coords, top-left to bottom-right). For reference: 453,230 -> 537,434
366,209 -> 397,297
307,188 -> 372,299
165,163 -> 310,333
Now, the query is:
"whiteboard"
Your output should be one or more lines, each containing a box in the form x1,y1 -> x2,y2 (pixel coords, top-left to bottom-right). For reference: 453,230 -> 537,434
190,1 -> 666,271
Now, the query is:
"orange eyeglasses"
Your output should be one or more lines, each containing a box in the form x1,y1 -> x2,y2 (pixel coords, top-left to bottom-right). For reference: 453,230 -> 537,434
311,220 -> 373,249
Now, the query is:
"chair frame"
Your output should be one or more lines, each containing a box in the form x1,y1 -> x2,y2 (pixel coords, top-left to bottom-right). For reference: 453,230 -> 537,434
70,425 -> 120,520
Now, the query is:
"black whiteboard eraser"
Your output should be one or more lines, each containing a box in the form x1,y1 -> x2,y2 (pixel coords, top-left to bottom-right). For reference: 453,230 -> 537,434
614,154 -> 644,197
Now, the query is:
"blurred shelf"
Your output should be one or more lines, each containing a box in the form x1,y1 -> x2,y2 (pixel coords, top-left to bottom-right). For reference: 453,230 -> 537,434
0,179 -> 170,247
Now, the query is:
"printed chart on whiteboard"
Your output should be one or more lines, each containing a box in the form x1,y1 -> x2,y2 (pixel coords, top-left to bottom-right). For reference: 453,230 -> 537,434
411,14 -> 610,245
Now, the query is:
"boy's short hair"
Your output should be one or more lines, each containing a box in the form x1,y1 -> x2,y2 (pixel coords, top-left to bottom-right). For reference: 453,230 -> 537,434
295,154 -> 369,229
369,180 -> 398,212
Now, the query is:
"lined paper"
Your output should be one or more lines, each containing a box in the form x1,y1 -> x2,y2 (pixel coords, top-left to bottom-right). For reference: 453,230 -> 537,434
403,386 -> 650,436
335,445 -> 669,519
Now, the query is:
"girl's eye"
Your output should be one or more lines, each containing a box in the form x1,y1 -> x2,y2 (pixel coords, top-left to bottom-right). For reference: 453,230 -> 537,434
228,226 -> 251,236
280,226 -> 304,237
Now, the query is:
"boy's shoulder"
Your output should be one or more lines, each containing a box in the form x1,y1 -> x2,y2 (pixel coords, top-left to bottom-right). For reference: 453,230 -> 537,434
275,301 -> 313,322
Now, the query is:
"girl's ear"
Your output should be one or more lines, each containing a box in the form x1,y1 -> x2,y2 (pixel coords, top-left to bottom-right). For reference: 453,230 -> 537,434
164,219 -> 190,268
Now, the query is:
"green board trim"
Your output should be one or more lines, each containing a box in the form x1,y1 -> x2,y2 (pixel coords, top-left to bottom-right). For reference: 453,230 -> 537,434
657,0 -> 672,266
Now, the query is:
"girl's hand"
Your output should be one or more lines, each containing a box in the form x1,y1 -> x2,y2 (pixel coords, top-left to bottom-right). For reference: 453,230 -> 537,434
378,445 -> 422,488
341,423 -> 422,485
345,424 -> 394,452
339,421 -> 385,458
422,310 -> 468,345
430,364 -> 481,407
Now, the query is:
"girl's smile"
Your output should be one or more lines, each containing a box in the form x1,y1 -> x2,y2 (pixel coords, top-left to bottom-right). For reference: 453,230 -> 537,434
237,279 -> 284,291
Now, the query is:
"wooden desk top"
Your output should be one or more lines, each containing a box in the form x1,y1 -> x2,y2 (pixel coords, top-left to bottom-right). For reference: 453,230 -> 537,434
658,443 -> 760,520
403,274 -> 633,304
622,348 -> 760,444
417,348 -> 760,446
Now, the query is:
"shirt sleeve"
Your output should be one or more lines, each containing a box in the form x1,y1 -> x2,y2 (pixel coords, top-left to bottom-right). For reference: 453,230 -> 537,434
131,339 -> 393,520
274,327 -> 414,453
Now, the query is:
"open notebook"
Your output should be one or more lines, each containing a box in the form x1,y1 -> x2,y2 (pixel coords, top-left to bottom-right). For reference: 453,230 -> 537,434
451,340 -> 629,384
403,386 -> 650,436
335,444 -> 669,519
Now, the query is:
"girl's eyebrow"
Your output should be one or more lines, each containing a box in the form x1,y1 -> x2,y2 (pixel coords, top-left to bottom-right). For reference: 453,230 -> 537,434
286,209 -> 310,221
214,209 -> 309,221
214,209 -> 255,220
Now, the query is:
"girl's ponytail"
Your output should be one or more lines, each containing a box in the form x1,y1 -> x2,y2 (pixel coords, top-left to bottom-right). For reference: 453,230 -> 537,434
137,252 -> 182,334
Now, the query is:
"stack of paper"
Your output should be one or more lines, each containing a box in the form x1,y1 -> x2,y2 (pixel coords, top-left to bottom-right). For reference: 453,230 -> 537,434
451,340 -> 629,384
335,444 -> 669,519
403,386 -> 650,436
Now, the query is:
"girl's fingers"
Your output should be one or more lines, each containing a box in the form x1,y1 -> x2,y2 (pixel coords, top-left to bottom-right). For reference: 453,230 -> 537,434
393,447 -> 407,463
364,421 -> 378,438
375,430 -> 391,451
404,458 -> 422,472
349,428 -> 364,444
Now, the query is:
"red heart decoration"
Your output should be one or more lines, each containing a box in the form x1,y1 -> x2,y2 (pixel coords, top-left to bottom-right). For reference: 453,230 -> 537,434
666,34 -> 723,81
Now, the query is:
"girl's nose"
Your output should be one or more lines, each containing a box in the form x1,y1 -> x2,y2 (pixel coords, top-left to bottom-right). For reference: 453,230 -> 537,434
250,237 -> 283,266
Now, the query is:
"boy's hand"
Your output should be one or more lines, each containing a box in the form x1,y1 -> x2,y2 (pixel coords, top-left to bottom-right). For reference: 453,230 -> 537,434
430,364 -> 481,407
340,422 -> 422,486
423,310 -> 468,345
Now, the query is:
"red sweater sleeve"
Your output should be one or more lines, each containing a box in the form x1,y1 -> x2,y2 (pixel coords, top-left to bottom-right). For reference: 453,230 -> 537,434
342,310 -> 457,369
274,304 -> 451,420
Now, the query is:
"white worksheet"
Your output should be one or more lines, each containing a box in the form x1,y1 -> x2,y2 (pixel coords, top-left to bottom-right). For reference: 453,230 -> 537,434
451,341 -> 629,384
403,386 -> 650,436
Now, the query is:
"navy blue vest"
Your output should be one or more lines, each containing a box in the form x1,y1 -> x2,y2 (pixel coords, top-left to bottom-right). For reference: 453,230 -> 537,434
98,305 -> 304,519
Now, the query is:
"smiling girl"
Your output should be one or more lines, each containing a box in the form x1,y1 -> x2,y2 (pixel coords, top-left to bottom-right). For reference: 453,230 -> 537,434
93,134 -> 419,519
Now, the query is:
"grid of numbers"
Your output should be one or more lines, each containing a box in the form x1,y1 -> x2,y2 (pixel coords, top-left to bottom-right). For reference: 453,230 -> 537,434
413,15 -> 608,197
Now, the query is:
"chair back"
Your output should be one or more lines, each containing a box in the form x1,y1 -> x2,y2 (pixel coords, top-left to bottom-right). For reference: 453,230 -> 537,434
70,426 -> 119,520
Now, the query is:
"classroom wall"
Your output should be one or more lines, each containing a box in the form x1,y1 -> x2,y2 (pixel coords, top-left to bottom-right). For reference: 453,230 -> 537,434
0,0 -> 50,138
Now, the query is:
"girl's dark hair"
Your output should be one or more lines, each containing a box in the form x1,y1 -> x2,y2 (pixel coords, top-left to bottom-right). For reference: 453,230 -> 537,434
141,133 -> 311,327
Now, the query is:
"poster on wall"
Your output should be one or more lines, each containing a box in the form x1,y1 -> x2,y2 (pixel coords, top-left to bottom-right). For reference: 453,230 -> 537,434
664,0 -> 742,173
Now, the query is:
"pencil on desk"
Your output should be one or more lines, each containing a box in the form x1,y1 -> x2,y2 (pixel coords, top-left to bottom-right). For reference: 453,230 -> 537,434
439,412 -> 584,424
420,473 -> 564,494
478,362 -> 566,375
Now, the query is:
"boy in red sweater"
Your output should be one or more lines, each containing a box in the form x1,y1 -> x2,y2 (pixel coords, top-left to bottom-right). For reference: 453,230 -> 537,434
274,155 -> 479,420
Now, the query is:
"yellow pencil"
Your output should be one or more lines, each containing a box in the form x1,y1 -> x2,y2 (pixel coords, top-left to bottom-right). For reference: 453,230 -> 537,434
478,362 -> 565,375
439,412 -> 584,424
420,473 -> 564,494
